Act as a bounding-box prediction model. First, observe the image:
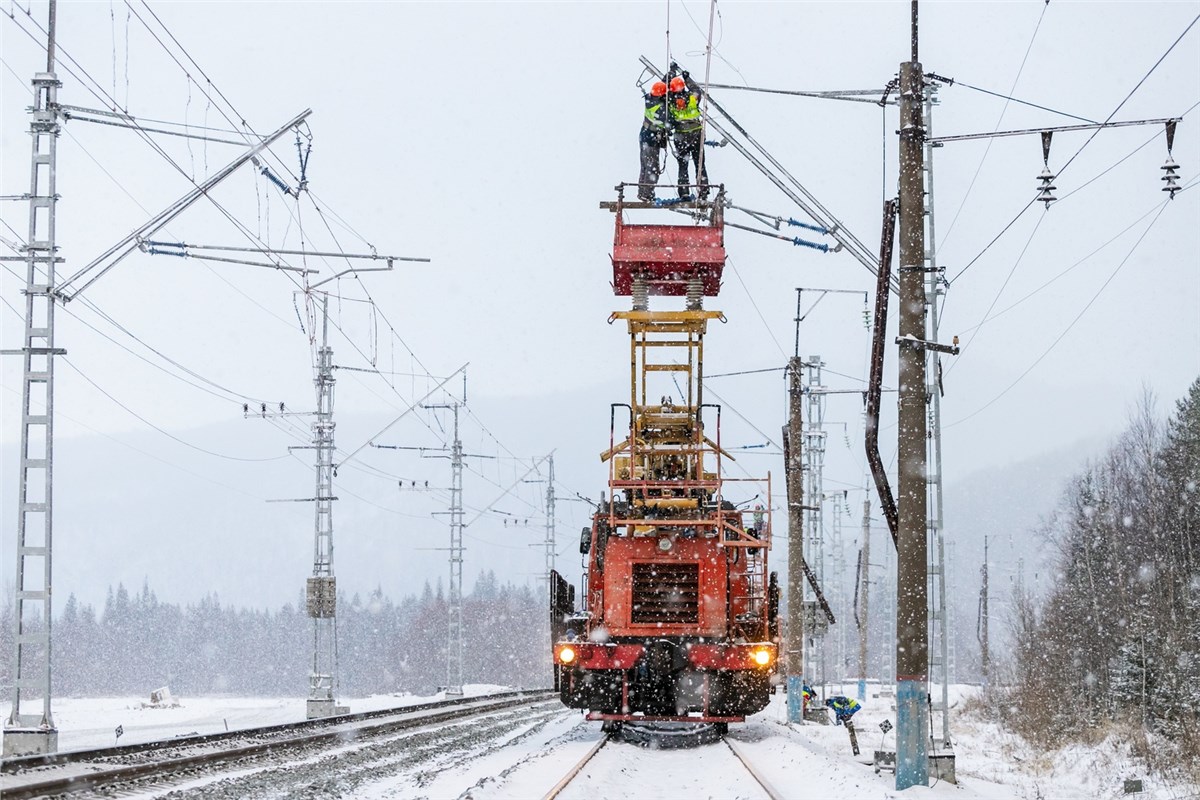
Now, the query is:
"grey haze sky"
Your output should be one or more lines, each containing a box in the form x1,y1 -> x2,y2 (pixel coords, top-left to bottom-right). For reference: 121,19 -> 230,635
1,1 -> 1197,609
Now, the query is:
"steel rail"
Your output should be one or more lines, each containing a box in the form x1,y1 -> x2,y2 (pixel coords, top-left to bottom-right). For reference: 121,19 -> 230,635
724,737 -> 786,800
541,734 -> 611,800
1,691 -> 553,799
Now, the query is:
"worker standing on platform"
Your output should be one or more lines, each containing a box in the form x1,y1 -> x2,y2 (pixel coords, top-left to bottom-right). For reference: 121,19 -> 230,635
668,70 -> 709,200
638,80 -> 669,202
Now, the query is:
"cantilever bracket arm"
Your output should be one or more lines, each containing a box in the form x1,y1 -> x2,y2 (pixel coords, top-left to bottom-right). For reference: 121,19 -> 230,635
55,109 -> 313,302
895,333 -> 960,355
308,264 -> 393,290
927,116 -> 1179,145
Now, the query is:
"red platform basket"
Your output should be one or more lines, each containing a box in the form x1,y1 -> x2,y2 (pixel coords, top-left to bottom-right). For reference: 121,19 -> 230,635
610,205 -> 726,297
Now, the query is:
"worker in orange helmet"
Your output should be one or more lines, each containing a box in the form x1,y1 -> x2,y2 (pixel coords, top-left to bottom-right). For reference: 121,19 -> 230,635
638,79 -> 670,202
668,68 -> 709,200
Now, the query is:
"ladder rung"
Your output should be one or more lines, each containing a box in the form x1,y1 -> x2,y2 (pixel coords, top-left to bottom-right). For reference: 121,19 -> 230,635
21,503 -> 48,513
17,589 -> 49,599
18,547 -> 48,557
27,373 -> 50,383
17,633 -> 48,644
23,458 -> 48,469
24,416 -> 49,426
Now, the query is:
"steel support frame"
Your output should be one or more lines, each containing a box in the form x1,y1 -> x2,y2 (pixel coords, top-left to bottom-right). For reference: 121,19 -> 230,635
4,63 -> 63,757
923,85 -> 953,754
447,405 -> 465,695
306,297 -> 342,719
801,356 -> 826,692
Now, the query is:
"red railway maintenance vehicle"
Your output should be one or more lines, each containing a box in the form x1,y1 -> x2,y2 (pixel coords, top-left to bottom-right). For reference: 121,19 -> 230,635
551,185 -> 780,732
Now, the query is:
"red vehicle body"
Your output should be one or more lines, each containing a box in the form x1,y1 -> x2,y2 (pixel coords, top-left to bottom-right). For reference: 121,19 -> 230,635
551,188 -> 779,728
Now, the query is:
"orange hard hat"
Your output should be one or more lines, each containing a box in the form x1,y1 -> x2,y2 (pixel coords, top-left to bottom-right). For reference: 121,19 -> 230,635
669,76 -> 686,93
650,81 -> 667,97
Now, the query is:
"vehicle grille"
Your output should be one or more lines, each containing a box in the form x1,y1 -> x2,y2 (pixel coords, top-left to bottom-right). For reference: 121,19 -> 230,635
631,562 -> 699,624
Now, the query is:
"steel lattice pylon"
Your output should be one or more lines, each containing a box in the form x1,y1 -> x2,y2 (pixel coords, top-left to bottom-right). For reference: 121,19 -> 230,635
923,85 -> 953,752
305,297 -> 343,719
446,405 -> 464,695
801,356 -> 827,688
422,403 -> 465,696
4,48 -> 63,757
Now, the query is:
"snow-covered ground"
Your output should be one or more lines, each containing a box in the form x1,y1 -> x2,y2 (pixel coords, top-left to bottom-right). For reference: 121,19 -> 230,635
28,683 -> 1197,799
47,683 -> 513,751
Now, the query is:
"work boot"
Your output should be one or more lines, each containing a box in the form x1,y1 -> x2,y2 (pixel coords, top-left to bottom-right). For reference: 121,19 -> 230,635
637,192 -> 655,203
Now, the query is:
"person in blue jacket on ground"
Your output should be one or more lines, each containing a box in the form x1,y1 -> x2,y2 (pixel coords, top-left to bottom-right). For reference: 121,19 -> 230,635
826,695 -> 862,726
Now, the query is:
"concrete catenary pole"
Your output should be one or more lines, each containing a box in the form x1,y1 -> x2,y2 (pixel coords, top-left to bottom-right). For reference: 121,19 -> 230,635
895,0 -> 930,786
785,356 -> 805,722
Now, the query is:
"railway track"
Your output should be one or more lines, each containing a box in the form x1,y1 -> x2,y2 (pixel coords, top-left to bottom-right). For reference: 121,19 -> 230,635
541,728 -> 784,800
0,690 -> 555,799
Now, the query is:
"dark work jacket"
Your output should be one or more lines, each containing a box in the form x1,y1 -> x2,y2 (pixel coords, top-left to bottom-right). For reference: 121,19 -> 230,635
640,94 -> 668,145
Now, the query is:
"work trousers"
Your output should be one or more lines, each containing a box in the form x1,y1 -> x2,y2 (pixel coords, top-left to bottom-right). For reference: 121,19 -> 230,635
674,130 -> 709,199
638,130 -> 666,200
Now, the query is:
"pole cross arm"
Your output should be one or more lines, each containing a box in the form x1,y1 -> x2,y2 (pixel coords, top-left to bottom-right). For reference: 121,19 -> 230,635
895,333 -> 960,354
55,109 -> 313,301
928,117 -> 1179,145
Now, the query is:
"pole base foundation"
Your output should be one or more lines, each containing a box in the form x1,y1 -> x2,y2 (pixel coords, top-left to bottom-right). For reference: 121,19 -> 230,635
930,751 -> 956,784
305,699 -> 348,719
873,750 -> 955,784
3,727 -> 58,757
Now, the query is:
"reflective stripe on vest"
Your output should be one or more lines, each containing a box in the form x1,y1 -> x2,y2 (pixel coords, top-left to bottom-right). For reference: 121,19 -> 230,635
644,102 -> 667,129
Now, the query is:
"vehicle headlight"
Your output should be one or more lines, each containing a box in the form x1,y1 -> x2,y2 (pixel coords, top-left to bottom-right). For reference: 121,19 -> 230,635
752,648 -> 772,666
559,646 -> 576,664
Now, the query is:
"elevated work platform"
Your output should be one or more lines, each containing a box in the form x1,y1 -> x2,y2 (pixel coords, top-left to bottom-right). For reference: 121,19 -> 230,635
603,186 -> 727,298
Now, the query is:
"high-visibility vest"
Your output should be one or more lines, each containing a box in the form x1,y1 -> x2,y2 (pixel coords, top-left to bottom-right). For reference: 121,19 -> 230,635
670,94 -> 702,133
644,101 -> 667,130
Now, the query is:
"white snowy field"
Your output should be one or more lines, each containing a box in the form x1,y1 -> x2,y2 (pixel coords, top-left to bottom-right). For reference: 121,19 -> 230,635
46,683 -> 514,751
27,683 -> 1198,799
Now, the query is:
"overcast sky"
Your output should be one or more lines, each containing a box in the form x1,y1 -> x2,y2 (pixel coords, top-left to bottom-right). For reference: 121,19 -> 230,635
1,1 -> 1197,608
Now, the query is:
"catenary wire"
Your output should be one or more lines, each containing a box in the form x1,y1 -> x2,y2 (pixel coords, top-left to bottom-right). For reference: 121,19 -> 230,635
59,357 -> 290,462
950,12 -> 1199,284
0,381 -> 294,506
945,186 -> 1186,429
944,97 -> 1200,334
945,210 -> 1048,374
939,1 -> 1049,253
950,78 -> 1098,125
953,185 -> 1184,337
